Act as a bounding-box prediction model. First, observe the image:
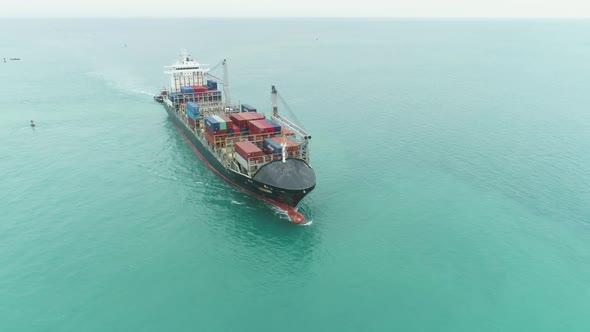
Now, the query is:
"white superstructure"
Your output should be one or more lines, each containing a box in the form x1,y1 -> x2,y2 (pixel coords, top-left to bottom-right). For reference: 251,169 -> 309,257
164,49 -> 210,92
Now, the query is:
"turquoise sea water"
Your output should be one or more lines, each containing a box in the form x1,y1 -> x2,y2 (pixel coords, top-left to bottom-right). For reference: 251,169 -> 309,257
2,19 -> 590,331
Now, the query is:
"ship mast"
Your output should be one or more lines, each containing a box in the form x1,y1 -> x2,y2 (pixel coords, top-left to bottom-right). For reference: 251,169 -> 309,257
272,85 -> 278,117
223,59 -> 231,107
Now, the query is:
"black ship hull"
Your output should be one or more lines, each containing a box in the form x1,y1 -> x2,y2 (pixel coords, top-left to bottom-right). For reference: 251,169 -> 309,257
163,104 -> 315,220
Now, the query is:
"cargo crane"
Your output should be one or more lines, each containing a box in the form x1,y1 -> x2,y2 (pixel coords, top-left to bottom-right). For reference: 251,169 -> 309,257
205,59 -> 231,108
269,86 -> 312,164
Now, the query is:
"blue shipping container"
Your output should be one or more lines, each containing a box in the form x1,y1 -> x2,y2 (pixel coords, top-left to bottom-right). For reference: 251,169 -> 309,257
168,93 -> 182,101
180,86 -> 195,94
241,104 -> 257,112
188,111 -> 199,120
263,138 -> 282,155
206,80 -> 218,90
187,102 -> 199,113
204,116 -> 221,130
264,119 -> 281,133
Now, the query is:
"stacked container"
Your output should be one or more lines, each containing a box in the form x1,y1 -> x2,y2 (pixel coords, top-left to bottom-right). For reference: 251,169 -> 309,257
263,137 -> 300,156
186,102 -> 200,126
244,112 -> 265,121
168,92 -> 183,102
233,125 -> 241,136
230,113 -> 248,129
249,119 -> 273,135
193,85 -> 208,93
205,132 -> 216,145
234,141 -> 263,168
180,86 -> 195,94
204,115 -> 232,136
281,127 -> 294,136
263,138 -> 283,156
264,119 -> 281,133
272,136 -> 299,154
186,102 -> 199,119
218,115 -> 233,134
180,86 -> 209,94
241,104 -> 257,112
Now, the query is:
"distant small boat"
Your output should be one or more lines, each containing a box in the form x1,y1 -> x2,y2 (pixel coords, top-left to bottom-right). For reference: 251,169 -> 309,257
10,58 -> 20,61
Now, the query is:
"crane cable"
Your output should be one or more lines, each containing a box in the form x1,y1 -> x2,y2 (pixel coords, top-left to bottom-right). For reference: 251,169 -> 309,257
277,92 -> 307,132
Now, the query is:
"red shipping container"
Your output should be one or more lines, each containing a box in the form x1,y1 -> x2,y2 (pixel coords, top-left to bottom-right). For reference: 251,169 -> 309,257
249,120 -> 271,135
263,120 -> 274,134
205,132 -> 216,145
235,141 -> 263,160
244,112 -> 265,121
230,113 -> 248,128
218,114 -> 232,127
188,118 -> 196,126
191,85 -> 209,93
233,124 -> 240,133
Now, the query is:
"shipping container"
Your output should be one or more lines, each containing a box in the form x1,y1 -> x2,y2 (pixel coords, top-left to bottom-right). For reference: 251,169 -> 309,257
187,101 -> 199,113
235,141 -> 263,161
264,119 -> 281,133
272,136 -> 299,153
205,132 -> 216,145
212,115 -> 225,130
205,126 -> 227,136
204,116 -> 221,130
240,112 -> 266,121
168,92 -> 183,101
251,112 -> 266,121
186,102 -> 200,119
188,111 -> 199,120
206,80 -> 218,90
191,85 -> 208,93
281,127 -> 295,136
241,104 -> 257,112
188,117 -> 197,126
263,138 -> 283,155
180,86 -> 195,94
263,120 -> 275,134
249,119 -> 273,135
218,114 -> 232,127
230,113 -> 248,128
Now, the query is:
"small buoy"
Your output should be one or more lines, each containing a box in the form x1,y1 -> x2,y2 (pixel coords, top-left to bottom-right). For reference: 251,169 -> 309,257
30,120 -> 35,127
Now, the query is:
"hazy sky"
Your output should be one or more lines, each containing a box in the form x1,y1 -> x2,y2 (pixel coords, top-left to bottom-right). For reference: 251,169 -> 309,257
3,0 -> 590,17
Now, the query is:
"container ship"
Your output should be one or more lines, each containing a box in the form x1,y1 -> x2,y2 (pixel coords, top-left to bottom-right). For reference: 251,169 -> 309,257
154,50 -> 315,223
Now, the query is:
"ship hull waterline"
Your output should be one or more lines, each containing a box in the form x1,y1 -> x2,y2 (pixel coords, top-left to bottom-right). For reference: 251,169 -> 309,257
163,103 -> 314,224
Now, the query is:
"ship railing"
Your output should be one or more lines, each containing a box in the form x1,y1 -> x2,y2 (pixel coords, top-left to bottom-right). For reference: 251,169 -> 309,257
271,115 -> 309,138
240,154 -> 274,174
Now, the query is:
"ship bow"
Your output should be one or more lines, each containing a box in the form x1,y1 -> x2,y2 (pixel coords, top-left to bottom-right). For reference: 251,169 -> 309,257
253,158 -> 316,207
